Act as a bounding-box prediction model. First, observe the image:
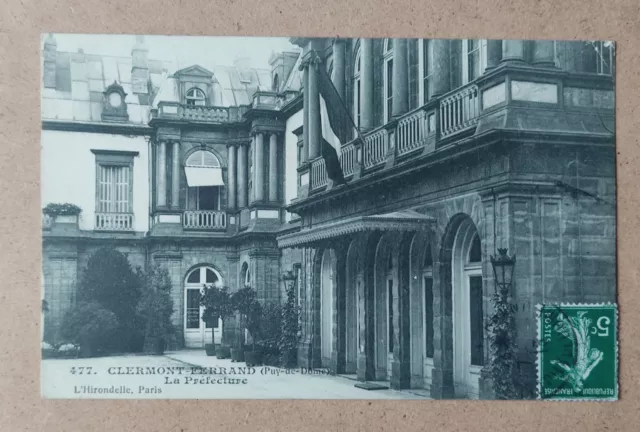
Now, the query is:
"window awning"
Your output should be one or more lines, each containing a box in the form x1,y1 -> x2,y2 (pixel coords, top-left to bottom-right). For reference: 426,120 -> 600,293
185,166 -> 224,187
277,210 -> 435,249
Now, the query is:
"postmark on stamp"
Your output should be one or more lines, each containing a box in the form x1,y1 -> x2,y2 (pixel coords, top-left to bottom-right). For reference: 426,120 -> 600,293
537,303 -> 618,401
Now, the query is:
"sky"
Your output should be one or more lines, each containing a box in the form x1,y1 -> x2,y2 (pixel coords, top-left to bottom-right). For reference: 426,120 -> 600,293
46,34 -> 300,71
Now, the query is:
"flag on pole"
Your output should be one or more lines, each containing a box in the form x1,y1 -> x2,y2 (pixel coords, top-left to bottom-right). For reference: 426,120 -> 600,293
317,61 -> 363,185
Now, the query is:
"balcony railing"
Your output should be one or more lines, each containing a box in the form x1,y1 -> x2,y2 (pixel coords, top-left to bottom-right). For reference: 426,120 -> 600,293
183,210 -> 227,230
181,105 -> 229,122
95,213 -> 134,231
440,83 -> 480,138
310,158 -> 328,190
397,109 -> 427,156
153,102 -> 249,123
363,128 -> 388,169
340,142 -> 357,177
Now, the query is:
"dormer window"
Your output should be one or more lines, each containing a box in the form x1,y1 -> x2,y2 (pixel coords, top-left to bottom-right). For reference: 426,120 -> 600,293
186,88 -> 206,106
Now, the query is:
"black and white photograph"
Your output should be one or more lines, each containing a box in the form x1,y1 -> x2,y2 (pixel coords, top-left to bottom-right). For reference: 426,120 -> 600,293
40,34 -> 617,400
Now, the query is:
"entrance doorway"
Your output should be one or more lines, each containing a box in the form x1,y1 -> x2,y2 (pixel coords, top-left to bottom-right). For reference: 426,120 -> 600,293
320,249 -> 335,367
451,218 -> 484,398
184,266 -> 223,348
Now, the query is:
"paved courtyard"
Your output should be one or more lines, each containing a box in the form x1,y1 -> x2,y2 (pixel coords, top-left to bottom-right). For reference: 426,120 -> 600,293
41,350 -> 429,399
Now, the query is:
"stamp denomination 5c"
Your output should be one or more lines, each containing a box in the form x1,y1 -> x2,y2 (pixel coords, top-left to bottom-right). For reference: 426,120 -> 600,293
537,304 -> 618,401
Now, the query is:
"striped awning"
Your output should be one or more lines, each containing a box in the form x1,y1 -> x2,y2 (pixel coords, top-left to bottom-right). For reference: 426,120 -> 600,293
277,210 -> 435,249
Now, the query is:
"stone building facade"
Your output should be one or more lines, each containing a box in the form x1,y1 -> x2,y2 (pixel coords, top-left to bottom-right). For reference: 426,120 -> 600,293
276,38 -> 615,399
41,34 -> 303,349
41,34 -> 615,399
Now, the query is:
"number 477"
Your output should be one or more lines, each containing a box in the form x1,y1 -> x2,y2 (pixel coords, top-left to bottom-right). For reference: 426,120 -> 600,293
591,316 -> 611,337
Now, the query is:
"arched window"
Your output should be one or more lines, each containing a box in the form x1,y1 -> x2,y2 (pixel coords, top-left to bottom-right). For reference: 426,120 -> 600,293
352,46 -> 362,132
186,150 -> 220,168
273,74 -> 279,92
383,39 -> 394,122
241,262 -> 251,287
186,266 -> 220,285
468,234 -> 482,263
420,39 -> 434,104
186,88 -> 206,106
185,150 -> 223,213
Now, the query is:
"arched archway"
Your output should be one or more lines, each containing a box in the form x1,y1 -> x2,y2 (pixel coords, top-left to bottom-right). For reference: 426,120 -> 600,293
439,214 -> 485,398
344,239 -> 360,374
319,248 -> 337,367
408,230 -> 436,389
184,265 -> 224,348
373,234 -> 398,381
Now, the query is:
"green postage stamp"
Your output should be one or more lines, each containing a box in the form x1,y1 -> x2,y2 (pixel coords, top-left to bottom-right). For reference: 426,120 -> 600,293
537,304 -> 618,401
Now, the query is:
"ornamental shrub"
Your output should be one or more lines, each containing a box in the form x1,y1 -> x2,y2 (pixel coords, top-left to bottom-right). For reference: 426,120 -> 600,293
257,303 -> 283,365
279,283 -> 301,368
230,287 -> 261,349
487,282 -> 520,399
59,301 -> 119,357
42,203 -> 82,216
78,247 -> 143,352
137,264 -> 176,353
200,285 -> 235,346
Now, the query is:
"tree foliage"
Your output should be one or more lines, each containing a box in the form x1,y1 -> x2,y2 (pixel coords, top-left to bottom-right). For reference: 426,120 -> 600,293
137,264 -> 176,351
487,282 -> 520,399
59,301 -> 119,355
256,303 -> 283,364
78,247 -> 143,351
200,285 -> 235,345
230,287 -> 261,349
279,282 -> 301,367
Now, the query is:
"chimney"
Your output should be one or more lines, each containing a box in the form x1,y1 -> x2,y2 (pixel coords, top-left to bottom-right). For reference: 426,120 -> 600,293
131,35 -> 149,94
269,51 -> 299,92
43,34 -> 57,89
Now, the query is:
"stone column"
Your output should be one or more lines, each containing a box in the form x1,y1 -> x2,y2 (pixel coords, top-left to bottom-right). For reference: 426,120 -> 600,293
307,60 -> 321,160
237,143 -> 247,208
501,40 -> 525,64
563,41 -> 589,73
360,38 -> 374,130
250,136 -> 256,203
302,66 -> 309,164
268,133 -> 278,202
171,141 -> 180,209
532,40 -> 556,67
156,141 -> 167,208
255,132 -> 265,202
391,38 -> 409,118
486,39 -> 503,70
228,144 -> 237,209
431,39 -> 451,97
332,39 -> 346,100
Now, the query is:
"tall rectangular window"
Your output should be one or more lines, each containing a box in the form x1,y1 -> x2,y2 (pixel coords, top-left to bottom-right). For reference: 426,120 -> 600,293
388,279 -> 394,353
424,276 -> 434,358
422,39 -> 433,104
97,165 -> 131,213
595,41 -> 614,75
469,275 -> 484,366
92,150 -> 136,216
384,54 -> 394,123
467,40 -> 480,83
186,289 -> 200,329
462,39 -> 488,84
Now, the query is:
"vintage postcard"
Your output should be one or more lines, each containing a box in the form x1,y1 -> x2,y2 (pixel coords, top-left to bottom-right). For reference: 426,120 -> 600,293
40,34 -> 616,400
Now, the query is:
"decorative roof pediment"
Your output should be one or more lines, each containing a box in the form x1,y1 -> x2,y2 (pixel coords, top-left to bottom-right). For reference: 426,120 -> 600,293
173,65 -> 214,78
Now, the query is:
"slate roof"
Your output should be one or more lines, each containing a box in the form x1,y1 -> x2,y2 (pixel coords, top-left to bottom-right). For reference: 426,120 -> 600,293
42,49 -> 277,124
